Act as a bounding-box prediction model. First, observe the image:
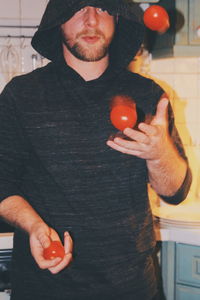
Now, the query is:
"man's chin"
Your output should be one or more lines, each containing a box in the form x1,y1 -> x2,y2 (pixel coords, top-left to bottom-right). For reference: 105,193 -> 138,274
77,53 -> 106,62
72,44 -> 108,62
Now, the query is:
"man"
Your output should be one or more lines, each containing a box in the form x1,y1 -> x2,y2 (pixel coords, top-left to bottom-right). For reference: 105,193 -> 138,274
0,0 -> 191,299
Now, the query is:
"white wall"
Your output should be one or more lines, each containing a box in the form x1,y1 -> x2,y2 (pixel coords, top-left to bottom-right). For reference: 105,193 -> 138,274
0,0 -> 49,90
149,57 -> 200,205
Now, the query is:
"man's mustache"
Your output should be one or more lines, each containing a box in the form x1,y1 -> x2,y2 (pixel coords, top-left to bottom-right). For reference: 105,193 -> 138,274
76,29 -> 105,39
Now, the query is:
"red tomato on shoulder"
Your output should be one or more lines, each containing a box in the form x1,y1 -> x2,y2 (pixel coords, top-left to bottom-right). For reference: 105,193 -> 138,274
110,105 -> 137,131
143,5 -> 170,33
43,241 -> 65,260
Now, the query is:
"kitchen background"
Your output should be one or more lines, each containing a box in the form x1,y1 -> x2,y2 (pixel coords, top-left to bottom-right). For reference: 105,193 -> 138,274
0,0 -> 49,87
0,1 -> 200,299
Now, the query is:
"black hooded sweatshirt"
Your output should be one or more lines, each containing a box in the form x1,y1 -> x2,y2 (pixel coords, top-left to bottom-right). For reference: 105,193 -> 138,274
0,0 -> 191,300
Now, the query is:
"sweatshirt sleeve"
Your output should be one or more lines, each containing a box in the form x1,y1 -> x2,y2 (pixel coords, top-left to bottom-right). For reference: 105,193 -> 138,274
0,84 -> 28,202
158,101 -> 192,204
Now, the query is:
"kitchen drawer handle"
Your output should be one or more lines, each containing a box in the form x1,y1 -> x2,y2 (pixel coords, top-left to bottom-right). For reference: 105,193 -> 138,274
192,257 -> 200,280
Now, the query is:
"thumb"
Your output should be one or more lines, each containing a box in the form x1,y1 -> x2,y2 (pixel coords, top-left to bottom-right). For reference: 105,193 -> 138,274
39,232 -> 51,249
64,231 -> 73,254
151,98 -> 169,126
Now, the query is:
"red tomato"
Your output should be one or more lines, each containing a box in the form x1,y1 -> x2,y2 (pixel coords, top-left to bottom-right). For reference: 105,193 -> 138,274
110,105 -> 137,131
143,5 -> 170,33
43,241 -> 65,260
111,95 -> 135,109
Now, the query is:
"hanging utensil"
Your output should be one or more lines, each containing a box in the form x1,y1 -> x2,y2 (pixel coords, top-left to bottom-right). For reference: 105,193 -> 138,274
0,36 -> 20,82
31,54 -> 38,70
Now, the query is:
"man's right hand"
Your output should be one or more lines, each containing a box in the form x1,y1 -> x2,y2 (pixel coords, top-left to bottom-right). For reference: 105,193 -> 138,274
29,222 -> 73,274
0,196 -> 73,274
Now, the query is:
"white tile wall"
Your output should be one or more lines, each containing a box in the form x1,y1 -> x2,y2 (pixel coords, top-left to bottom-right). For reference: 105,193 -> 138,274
174,74 -> 198,98
0,0 -> 49,91
150,56 -> 200,204
20,0 -> 48,20
0,0 -> 20,19
174,57 -> 198,73
130,53 -> 200,206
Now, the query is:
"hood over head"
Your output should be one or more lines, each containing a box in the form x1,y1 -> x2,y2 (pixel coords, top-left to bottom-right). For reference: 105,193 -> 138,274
31,0 -> 144,70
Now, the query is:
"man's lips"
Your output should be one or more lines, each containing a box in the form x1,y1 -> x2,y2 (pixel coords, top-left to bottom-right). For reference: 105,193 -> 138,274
81,35 -> 100,44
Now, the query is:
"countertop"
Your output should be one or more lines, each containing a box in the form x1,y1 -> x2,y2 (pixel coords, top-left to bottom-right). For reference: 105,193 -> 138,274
154,221 -> 200,246
0,232 -> 13,249
1,227 -> 200,250
153,201 -> 200,246
1,201 -> 200,250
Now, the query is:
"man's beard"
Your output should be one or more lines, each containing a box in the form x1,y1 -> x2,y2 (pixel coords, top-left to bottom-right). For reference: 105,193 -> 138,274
61,29 -> 113,62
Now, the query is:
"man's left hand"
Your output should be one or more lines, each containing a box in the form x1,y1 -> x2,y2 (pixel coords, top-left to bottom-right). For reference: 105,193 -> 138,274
107,98 -> 173,160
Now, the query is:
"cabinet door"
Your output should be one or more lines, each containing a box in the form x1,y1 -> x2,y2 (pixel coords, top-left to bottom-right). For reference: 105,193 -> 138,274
175,0 -> 188,45
176,284 -> 200,300
174,0 -> 200,45
189,0 -> 200,45
174,0 -> 200,55
161,241 -> 176,300
145,0 -> 175,58
176,243 -> 200,288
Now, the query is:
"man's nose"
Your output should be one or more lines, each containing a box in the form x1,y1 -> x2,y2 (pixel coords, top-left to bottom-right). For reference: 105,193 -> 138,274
85,8 -> 98,27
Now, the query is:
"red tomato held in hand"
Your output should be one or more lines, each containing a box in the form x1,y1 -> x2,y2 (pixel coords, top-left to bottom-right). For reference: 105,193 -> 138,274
43,241 -> 65,260
143,5 -> 170,33
110,105 -> 137,131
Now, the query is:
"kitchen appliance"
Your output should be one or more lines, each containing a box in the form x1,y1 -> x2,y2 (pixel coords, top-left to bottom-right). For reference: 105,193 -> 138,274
0,248 -> 12,300
0,220 -> 13,300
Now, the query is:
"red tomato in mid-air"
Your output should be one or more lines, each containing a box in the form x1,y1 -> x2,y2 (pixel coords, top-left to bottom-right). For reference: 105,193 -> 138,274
43,241 -> 65,260
110,105 -> 137,131
143,5 -> 170,33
